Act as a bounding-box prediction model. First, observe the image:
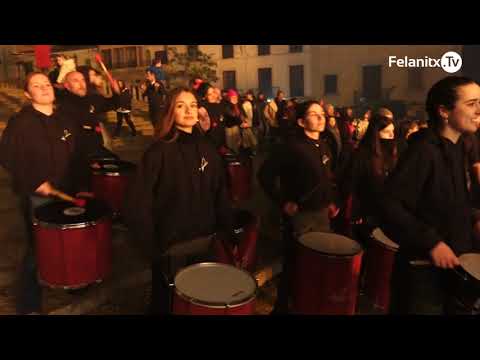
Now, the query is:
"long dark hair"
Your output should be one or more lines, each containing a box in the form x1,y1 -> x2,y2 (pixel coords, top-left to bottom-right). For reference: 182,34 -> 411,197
154,87 -> 199,142
359,114 -> 397,179
426,76 -> 477,130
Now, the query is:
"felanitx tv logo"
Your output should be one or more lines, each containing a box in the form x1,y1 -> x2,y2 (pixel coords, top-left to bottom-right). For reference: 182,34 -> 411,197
388,51 -> 462,73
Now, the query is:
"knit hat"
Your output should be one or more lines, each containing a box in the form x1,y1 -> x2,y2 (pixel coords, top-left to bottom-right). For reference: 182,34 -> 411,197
227,89 -> 238,98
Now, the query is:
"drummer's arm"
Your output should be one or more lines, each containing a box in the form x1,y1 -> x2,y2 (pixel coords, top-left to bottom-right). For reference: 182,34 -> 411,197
381,144 -> 441,252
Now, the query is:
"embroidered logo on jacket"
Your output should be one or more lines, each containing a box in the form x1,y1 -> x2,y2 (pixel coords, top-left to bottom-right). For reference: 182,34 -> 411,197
199,157 -> 209,172
61,129 -> 72,141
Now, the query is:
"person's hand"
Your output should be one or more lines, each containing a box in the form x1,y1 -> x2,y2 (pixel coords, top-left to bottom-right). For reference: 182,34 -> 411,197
430,241 -> 460,269
90,162 -> 101,169
75,192 -> 95,199
154,82 -> 160,89
111,79 -> 121,95
140,84 -> 146,91
240,122 -> 249,129
35,181 -> 54,196
328,203 -> 340,219
283,202 -> 299,217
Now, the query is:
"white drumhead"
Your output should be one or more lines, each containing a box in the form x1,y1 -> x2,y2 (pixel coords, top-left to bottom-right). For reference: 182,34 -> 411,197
459,253 -> 480,280
174,263 -> 256,306
372,228 -> 399,250
63,207 -> 86,217
298,232 -> 362,256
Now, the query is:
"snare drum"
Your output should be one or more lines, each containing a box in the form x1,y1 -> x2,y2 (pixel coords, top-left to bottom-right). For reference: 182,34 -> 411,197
90,159 -> 137,217
292,232 -> 363,315
363,228 -> 399,312
223,153 -> 252,202
172,262 -> 257,315
33,199 -> 112,289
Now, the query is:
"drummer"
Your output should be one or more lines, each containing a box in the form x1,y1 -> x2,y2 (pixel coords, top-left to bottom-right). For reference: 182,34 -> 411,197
123,87 -> 237,315
257,100 -> 340,314
0,72 -> 92,314
381,76 -> 480,314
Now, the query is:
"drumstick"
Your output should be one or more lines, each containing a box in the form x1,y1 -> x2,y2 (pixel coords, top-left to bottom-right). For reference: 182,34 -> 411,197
94,53 -> 116,89
50,189 -> 87,207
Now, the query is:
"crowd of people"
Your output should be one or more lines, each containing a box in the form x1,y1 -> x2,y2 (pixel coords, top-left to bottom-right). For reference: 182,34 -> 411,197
1,52 -> 480,315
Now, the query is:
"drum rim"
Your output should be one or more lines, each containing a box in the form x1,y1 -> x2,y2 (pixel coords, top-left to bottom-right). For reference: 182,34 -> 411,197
174,262 -> 258,308
33,215 -> 111,230
92,171 -> 124,177
297,233 -> 364,257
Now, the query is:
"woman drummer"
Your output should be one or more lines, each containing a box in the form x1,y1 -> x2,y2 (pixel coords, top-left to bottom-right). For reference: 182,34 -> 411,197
382,76 -> 480,314
124,87 -> 236,315
0,72 -> 92,314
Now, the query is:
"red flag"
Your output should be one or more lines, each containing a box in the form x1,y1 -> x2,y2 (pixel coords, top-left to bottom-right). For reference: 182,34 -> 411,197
35,45 -> 51,69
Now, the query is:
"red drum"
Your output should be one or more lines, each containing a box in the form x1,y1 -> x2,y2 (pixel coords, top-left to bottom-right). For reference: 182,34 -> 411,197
363,228 -> 399,312
223,153 -> 252,202
214,209 -> 258,272
292,232 -> 363,315
172,263 -> 257,315
33,199 -> 112,289
90,159 -> 136,217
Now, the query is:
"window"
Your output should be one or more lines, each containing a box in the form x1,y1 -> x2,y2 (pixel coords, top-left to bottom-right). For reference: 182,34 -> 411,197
362,65 -> 382,101
408,68 -> 423,90
154,50 -> 168,65
145,50 -> 152,66
187,45 -> 199,60
258,68 -> 273,98
223,70 -> 236,90
289,45 -> 303,53
113,48 -> 125,68
101,49 -> 112,69
324,75 -> 338,95
222,45 -> 234,59
289,65 -> 304,97
258,45 -> 270,56
126,47 -> 137,68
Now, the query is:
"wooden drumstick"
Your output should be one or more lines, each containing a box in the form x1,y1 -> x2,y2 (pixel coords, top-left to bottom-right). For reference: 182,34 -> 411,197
94,53 -> 116,89
50,189 -> 86,207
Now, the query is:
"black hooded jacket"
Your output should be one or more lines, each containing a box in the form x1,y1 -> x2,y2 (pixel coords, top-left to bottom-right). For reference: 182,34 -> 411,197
381,127 -> 480,258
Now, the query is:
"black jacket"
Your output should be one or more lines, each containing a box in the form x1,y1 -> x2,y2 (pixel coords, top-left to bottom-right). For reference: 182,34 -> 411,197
118,88 -> 132,110
0,105 -> 90,196
223,102 -> 245,128
203,101 -> 227,149
143,81 -> 165,117
381,128 -> 480,258
258,131 -> 337,211
56,90 -> 119,158
123,128 -> 235,262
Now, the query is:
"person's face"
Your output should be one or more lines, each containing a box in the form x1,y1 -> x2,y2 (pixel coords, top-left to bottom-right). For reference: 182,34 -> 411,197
246,93 -> 254,101
174,91 -> 199,131
406,124 -> 419,138
347,108 -> 353,117
364,110 -> 371,120
278,92 -> 284,100
198,107 -> 211,131
326,105 -> 335,117
379,123 -> 395,139
145,71 -> 155,82
229,95 -> 238,104
258,94 -> 265,101
299,104 -> 326,133
442,83 -> 480,134
328,116 -> 336,128
64,72 -> 87,97
25,74 -> 54,105
56,56 -> 65,66
88,70 -> 103,87
206,87 -> 217,103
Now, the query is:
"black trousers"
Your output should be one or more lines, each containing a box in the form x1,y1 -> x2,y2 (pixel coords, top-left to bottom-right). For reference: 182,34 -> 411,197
149,235 -> 216,315
115,112 -> 136,136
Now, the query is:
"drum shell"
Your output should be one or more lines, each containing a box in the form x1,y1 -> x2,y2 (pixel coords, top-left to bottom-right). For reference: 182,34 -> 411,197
225,159 -> 252,202
91,173 -> 131,215
34,218 -> 112,288
292,241 -> 363,315
363,236 -> 398,312
214,209 -> 258,272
